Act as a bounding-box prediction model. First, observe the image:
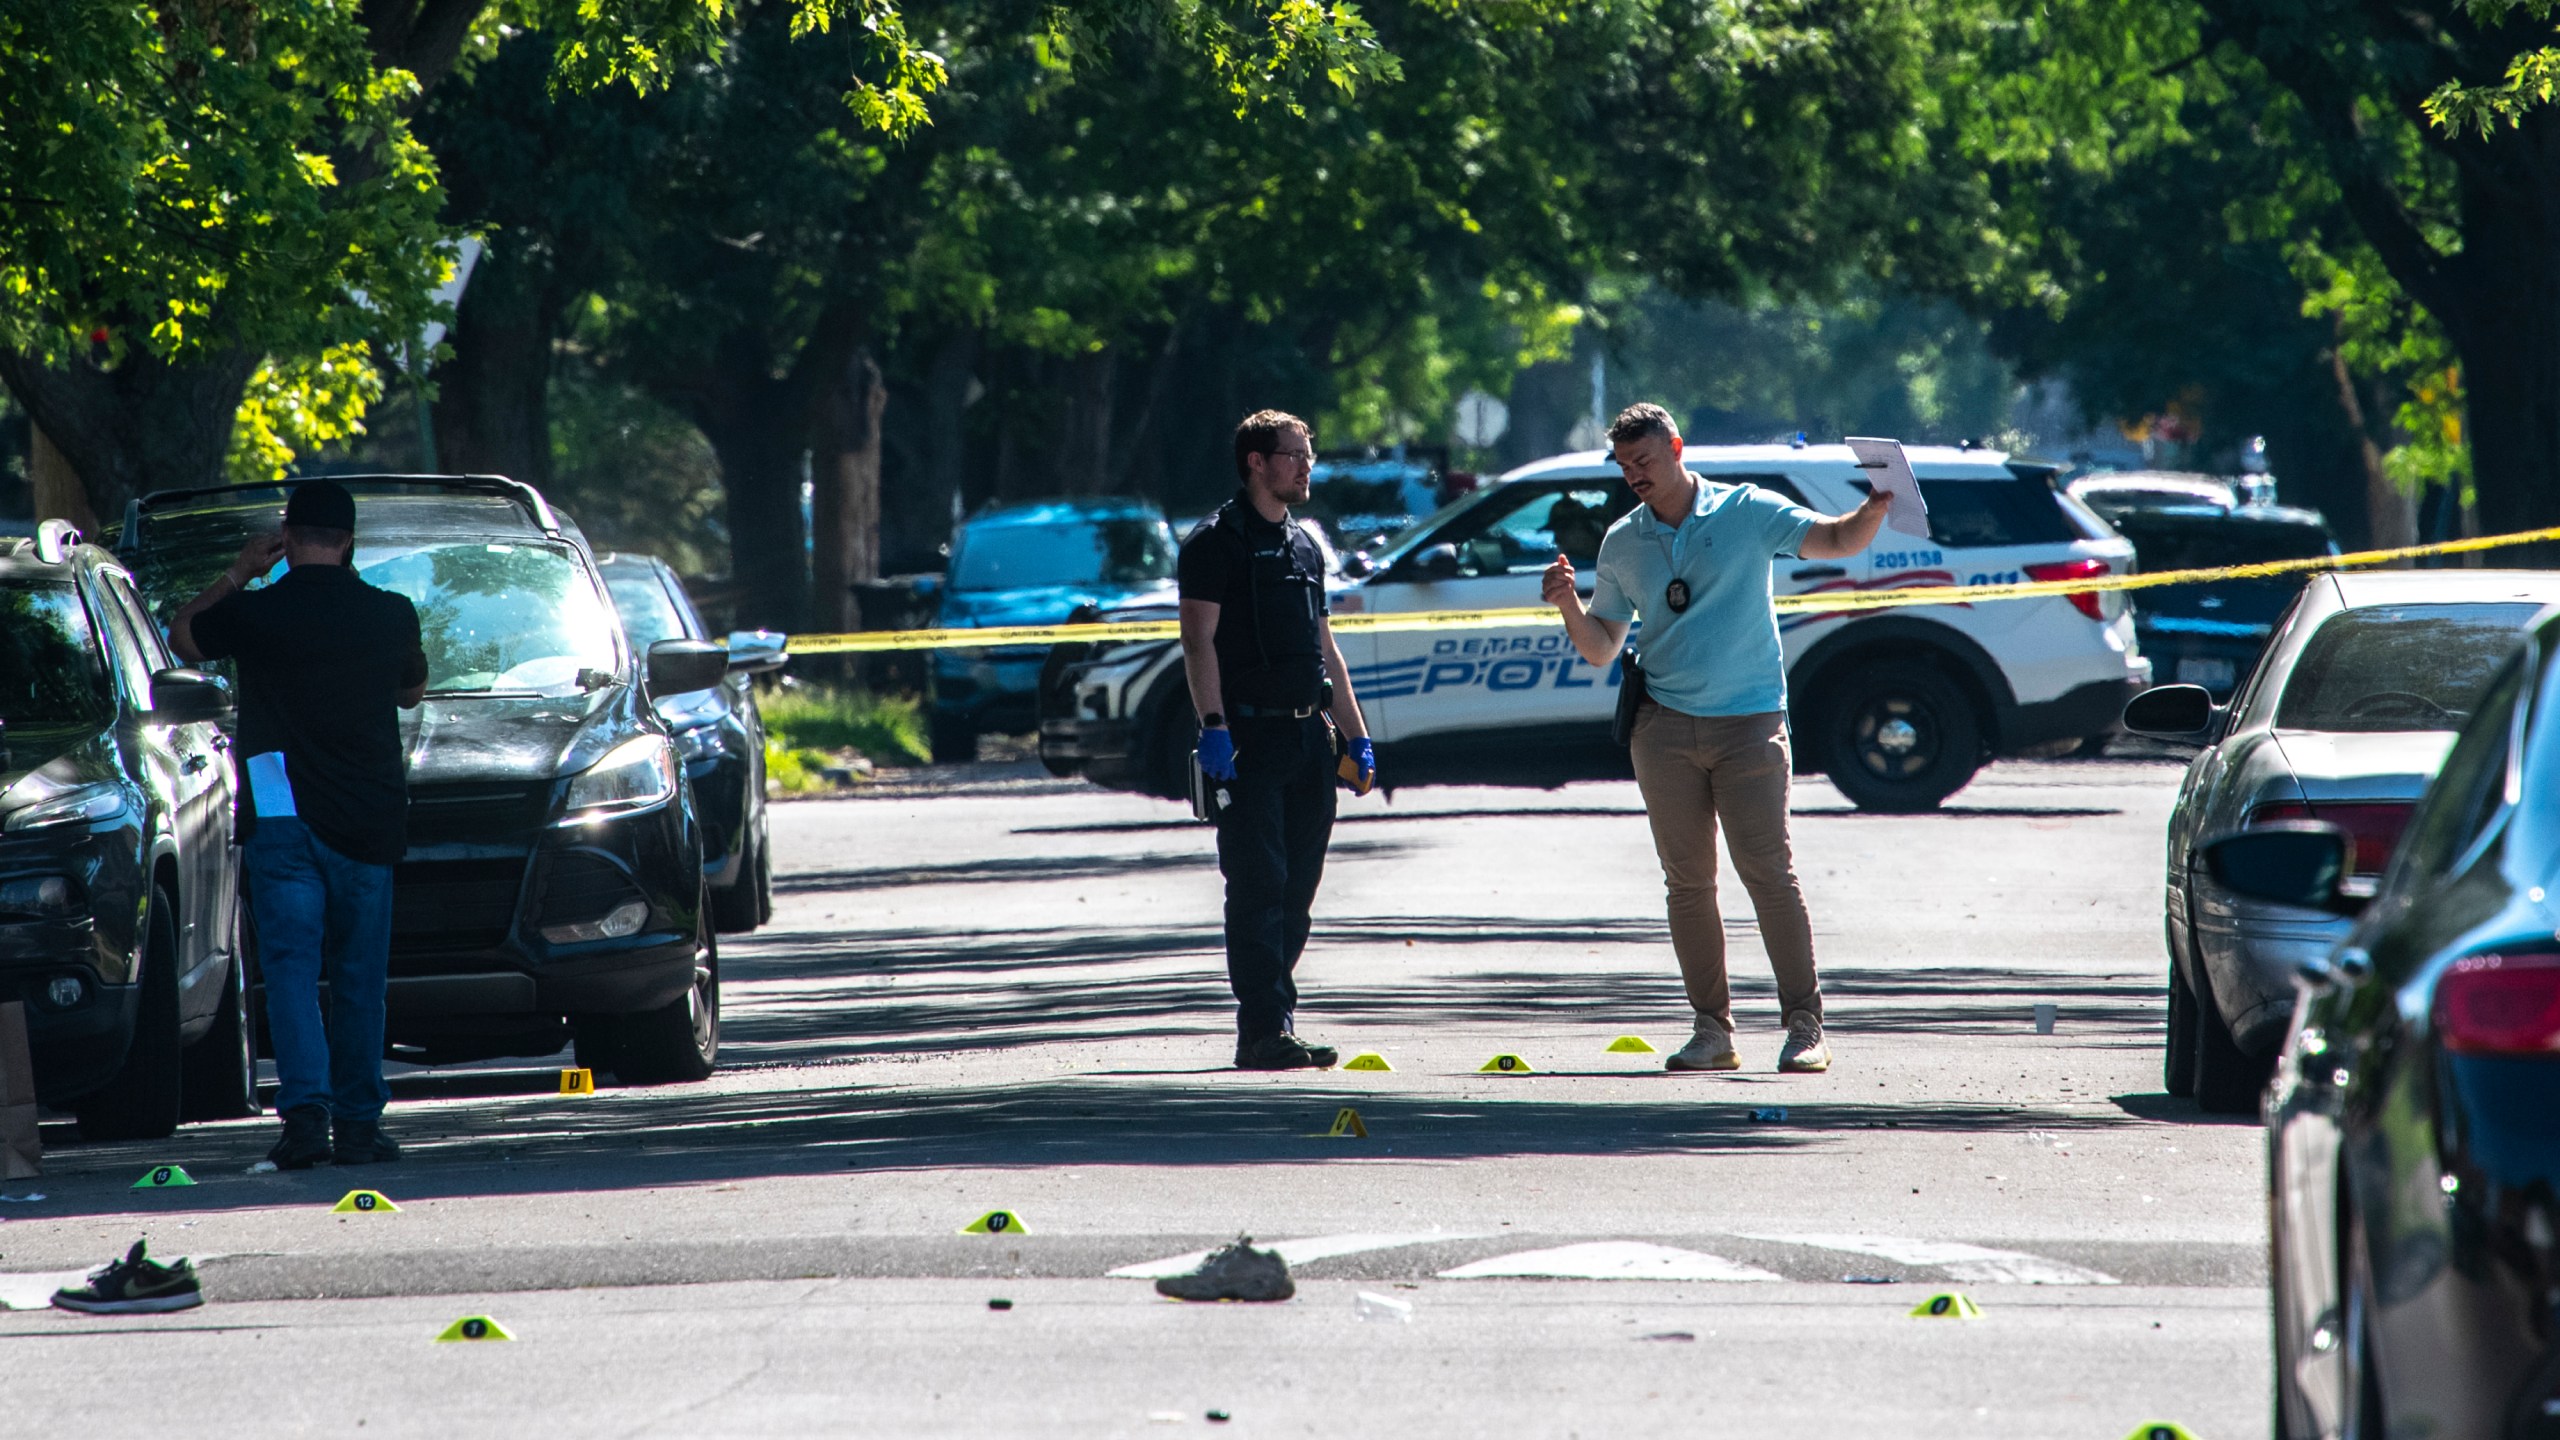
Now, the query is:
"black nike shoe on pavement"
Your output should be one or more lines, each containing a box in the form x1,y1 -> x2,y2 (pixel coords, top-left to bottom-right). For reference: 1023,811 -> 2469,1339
1234,1034 -> 1339,1070
267,1103 -> 332,1171
51,1241 -> 203,1314
332,1116 -> 401,1165
1154,1237 -> 1297,1303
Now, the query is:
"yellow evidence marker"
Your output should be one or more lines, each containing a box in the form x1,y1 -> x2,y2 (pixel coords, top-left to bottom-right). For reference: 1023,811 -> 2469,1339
132,1165 -> 195,1189
1605,1035 -> 1658,1054
1478,1054 -> 1535,1074
961,1209 -> 1028,1235
2122,1426 -> 2201,1440
559,1067 -> 595,1095
333,1189 -> 400,1214
435,1315 -> 514,1342
1909,1292 -> 1982,1319
1342,1052 -> 1393,1071
1327,1108 -> 1369,1138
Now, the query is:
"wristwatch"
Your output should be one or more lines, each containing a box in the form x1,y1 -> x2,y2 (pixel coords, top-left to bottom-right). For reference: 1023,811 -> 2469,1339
1200,711 -> 1225,729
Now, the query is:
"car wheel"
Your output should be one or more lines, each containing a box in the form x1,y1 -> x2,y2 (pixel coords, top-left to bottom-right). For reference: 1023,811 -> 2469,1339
1819,661 -> 1984,812
2191,954 -> 2268,1114
710,821 -> 764,935
1146,691 -> 1199,802
929,711 -> 978,764
180,891 -> 259,1121
76,889 -> 185,1142
2164,936 -> 2199,1099
611,898 -> 720,1084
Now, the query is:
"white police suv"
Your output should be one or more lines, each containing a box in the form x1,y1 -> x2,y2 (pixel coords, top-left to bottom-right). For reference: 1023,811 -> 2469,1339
1038,443 -> 2149,811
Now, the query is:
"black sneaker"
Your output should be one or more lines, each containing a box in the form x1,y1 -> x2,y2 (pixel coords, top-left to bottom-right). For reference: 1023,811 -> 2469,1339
1154,1236 -> 1296,1302
1234,1034 -> 1339,1070
51,1240 -> 203,1314
267,1104 -> 331,1171
332,1116 -> 401,1166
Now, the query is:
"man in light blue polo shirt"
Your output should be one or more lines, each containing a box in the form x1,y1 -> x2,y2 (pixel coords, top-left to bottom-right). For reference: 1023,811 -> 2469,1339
1543,404 -> 1889,1074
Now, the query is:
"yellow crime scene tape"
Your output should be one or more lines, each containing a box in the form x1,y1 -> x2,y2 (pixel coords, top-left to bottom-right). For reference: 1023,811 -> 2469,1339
780,522 -> 2560,655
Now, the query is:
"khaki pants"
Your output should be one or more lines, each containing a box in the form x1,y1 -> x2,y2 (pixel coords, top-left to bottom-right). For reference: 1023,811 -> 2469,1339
1628,704 -> 1822,1032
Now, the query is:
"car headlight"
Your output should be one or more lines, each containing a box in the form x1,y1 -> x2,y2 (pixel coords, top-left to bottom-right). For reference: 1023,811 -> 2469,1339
0,874 -> 77,915
4,783 -> 127,832
559,735 -> 678,824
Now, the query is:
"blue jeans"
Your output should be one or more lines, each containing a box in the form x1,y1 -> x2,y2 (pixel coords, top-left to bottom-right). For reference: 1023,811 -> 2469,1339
243,818 -> 395,1122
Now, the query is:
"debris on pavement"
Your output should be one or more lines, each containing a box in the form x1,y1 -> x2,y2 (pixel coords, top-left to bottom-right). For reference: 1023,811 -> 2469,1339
1155,1236 -> 1295,1302
1355,1290 -> 1413,1323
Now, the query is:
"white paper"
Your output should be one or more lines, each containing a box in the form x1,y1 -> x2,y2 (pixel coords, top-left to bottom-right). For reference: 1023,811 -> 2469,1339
1845,436 -> 1932,539
245,751 -> 297,819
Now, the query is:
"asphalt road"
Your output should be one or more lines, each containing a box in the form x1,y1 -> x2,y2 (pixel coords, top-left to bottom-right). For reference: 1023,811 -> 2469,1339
0,755 -> 2268,1438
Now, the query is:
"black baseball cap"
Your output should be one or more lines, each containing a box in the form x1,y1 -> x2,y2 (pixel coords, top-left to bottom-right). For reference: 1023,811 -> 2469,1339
284,480 -> 356,533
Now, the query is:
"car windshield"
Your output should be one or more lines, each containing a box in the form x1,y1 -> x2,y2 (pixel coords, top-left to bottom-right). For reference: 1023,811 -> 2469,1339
0,581 -> 113,731
950,515 -> 1175,591
359,541 -> 621,696
2276,602 -> 2545,732
601,563 -> 688,651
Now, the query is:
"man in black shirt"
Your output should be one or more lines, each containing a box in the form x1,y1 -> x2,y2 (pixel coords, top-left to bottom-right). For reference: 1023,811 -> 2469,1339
1178,410 -> 1375,1070
173,481 -> 427,1169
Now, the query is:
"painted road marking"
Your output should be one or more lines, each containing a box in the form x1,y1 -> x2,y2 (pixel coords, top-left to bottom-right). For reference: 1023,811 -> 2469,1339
1439,1242 -> 1784,1282
1108,1232 -> 1478,1279
1741,1233 -> 2119,1285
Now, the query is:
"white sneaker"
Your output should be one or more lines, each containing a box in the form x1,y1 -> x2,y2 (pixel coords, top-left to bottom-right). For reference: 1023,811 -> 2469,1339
1778,1013 -> 1832,1073
1665,1019 -> 1740,1072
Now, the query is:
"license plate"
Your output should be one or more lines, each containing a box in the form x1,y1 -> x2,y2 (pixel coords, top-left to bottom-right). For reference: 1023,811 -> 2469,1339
2176,656 -> 2236,690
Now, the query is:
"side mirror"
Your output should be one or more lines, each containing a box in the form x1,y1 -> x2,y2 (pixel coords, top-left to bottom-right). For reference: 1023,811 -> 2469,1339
148,668 -> 233,726
647,639 -> 730,698
1410,543 -> 1462,582
723,629 -> 788,676
2201,823 -> 2366,916
2123,683 -> 2220,739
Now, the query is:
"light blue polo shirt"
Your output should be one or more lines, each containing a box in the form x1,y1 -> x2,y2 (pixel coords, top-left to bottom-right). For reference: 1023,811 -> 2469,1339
1588,480 -> 1820,718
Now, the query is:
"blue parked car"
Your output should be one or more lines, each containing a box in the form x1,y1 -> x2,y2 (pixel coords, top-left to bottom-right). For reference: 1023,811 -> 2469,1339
930,500 -> 1178,762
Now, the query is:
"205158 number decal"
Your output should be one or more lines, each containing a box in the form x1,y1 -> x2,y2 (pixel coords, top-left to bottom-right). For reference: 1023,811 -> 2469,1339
1871,549 -> 1942,569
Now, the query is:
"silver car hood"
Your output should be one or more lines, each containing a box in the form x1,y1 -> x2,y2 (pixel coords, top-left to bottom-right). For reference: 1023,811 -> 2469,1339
2267,729 -> 2457,803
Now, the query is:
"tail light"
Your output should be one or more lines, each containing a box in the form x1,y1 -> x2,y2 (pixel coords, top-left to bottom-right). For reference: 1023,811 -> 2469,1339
2026,557 -> 2110,621
2434,951 -> 2560,1055
2246,800 -> 2413,877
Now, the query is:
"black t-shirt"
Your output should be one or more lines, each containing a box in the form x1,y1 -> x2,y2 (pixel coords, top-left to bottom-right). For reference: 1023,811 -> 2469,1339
1176,496 -> 1328,709
192,564 -> 428,866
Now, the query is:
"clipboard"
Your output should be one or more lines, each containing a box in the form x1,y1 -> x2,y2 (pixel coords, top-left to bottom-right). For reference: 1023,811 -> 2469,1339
1844,437 -> 1932,539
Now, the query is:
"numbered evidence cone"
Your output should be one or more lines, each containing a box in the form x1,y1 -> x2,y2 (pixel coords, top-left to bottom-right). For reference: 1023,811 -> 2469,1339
435,1315 -> 515,1342
2121,1426 -> 2201,1440
1478,1053 -> 1535,1075
559,1068 -> 595,1095
333,1189 -> 400,1214
1327,1108 -> 1368,1138
961,1209 -> 1028,1235
1605,1035 -> 1658,1054
1908,1292 -> 1982,1319
132,1164 -> 196,1189
1341,1052 -> 1393,1071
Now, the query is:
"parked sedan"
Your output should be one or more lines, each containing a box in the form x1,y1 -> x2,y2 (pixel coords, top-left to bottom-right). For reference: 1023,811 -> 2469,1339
597,553 -> 785,933
0,522 -> 250,1139
2122,569 -> 2560,1111
2205,600 -> 2560,1437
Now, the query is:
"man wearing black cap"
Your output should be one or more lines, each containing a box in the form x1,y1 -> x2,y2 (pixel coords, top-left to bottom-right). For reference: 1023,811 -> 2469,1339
172,481 -> 428,1169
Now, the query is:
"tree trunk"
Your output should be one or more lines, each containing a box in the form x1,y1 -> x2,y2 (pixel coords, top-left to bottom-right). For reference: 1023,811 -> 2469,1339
2325,342 -> 2413,554
28,422 -> 98,530
811,349 -> 886,634
698,395 -> 812,634
2450,273 -> 2560,550
430,238 -> 557,486
894,328 -> 977,571
1062,349 -> 1116,495
0,348 -> 259,523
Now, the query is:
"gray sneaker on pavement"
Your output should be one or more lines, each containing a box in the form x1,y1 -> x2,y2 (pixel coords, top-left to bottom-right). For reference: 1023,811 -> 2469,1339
1665,1019 -> 1741,1072
1154,1236 -> 1297,1303
1778,1014 -> 1832,1073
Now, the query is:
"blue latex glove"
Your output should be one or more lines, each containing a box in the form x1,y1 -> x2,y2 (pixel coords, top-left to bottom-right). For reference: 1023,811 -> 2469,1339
1196,725 -> 1237,781
1341,736 -> 1376,795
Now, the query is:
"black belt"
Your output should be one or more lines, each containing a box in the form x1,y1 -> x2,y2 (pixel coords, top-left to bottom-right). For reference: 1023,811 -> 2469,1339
1232,701 -> 1319,719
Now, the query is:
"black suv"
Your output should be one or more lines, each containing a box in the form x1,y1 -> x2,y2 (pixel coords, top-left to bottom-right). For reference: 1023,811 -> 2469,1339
119,478 -> 732,1083
0,522 -> 252,1139
596,553 -> 781,932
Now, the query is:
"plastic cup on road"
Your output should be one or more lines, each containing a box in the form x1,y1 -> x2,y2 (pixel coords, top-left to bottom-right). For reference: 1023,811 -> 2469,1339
2034,1003 -> 2058,1035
